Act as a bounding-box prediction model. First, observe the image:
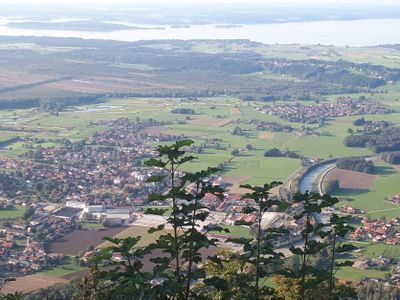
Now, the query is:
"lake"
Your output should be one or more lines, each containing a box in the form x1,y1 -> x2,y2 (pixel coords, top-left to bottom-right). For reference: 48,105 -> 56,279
0,18 -> 400,46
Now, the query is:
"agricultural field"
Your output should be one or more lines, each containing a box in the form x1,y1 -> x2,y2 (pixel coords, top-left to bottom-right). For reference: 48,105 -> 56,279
327,161 -> 400,219
47,227 -> 127,255
210,224 -> 253,239
336,267 -> 387,281
324,168 -> 376,190
1,274 -> 68,294
38,256 -> 86,278
97,225 -> 175,249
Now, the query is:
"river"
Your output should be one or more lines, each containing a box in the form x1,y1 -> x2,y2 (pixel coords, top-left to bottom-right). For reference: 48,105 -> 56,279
1,19 -> 400,46
299,163 -> 334,194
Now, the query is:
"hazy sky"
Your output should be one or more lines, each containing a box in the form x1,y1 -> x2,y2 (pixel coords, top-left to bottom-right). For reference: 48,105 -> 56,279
1,0 -> 399,5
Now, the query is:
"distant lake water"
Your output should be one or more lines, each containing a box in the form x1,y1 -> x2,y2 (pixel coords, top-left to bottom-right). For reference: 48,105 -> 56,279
0,19 -> 400,46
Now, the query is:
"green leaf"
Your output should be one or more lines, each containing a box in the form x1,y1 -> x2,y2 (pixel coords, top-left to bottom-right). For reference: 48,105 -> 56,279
242,206 -> 257,214
148,224 -> 165,234
277,201 -> 290,212
234,220 -> 253,226
239,184 -> 253,190
144,208 -> 168,216
148,193 -> 165,202
178,155 -> 197,165
337,244 -> 358,253
203,277 -> 229,291
226,237 -> 252,245
146,175 -> 166,183
336,261 -> 354,267
289,246 -> 304,255
144,158 -> 167,168
174,139 -> 195,148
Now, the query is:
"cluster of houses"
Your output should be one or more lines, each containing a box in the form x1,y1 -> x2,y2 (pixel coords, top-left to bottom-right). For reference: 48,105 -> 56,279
256,97 -> 392,123
340,205 -> 365,214
0,196 -> 14,209
352,217 -> 400,245
387,194 -> 400,206
0,119 -> 173,207
87,118 -> 172,148
0,234 -> 64,274
353,256 -> 395,270
0,201 -> 79,274
351,257 -> 400,288
296,127 -> 320,137
252,120 -> 293,132
360,120 -> 390,134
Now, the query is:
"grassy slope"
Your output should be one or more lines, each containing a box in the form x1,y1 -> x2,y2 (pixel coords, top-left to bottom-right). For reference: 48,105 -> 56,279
38,256 -> 86,277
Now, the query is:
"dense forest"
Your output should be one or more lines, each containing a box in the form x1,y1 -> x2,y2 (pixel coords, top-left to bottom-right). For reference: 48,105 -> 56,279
382,151 -> 400,164
264,58 -> 399,88
0,95 -> 102,112
344,127 -> 400,153
264,147 -> 300,158
336,157 -> 375,174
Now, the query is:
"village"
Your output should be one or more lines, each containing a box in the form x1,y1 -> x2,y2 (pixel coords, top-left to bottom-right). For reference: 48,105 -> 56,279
255,97 -> 393,123
0,116 -> 284,276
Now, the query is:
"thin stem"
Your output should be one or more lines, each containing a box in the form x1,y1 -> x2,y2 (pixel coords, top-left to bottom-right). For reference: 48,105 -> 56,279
300,212 -> 311,299
328,233 -> 336,300
170,161 -> 181,292
255,207 -> 262,299
185,182 -> 200,300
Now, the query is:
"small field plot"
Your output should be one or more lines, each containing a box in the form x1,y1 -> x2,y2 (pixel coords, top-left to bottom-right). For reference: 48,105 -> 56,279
259,132 -> 274,140
229,107 -> 242,116
38,256 -> 86,278
0,205 -> 26,220
210,224 -> 252,239
189,116 -> 231,127
364,244 -> 400,260
221,176 -> 252,194
225,156 -> 300,186
47,227 -> 126,255
335,266 -> 387,281
0,131 -> 25,142
144,126 -> 206,138
98,225 -> 174,249
1,274 -> 68,294
182,149 -> 232,173
324,168 -> 376,190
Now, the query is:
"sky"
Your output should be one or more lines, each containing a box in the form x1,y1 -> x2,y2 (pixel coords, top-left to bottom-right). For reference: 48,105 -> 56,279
0,0 -> 399,5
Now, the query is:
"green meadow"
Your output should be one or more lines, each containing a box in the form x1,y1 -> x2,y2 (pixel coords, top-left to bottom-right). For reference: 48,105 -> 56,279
0,205 -> 26,220
335,161 -> 400,219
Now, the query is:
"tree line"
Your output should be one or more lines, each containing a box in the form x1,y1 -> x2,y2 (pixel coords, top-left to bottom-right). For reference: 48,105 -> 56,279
0,95 -> 102,112
336,157 -> 375,174
344,127 -> 400,153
